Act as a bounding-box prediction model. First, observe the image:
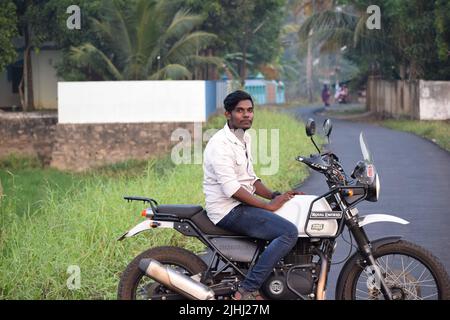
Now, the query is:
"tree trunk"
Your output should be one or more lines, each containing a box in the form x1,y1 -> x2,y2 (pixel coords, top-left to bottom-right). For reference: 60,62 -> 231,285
240,37 -> 248,88
208,48 -> 217,80
22,23 -> 34,112
399,63 -> 406,80
305,0 -> 317,103
18,73 -> 25,109
306,36 -> 314,102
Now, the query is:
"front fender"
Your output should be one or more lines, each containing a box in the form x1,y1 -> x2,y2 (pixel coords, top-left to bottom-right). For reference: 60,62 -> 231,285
358,214 -> 409,227
335,236 -> 403,300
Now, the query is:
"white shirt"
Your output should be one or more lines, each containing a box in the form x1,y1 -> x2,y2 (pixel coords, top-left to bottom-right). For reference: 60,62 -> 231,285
203,122 -> 260,224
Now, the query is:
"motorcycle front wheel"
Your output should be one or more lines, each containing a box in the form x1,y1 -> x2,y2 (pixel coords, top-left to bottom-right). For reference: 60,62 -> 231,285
336,240 -> 450,300
117,246 -> 207,300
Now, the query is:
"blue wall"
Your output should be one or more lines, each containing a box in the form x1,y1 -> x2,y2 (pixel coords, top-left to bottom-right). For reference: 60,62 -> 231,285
205,81 -> 217,119
205,79 -> 286,119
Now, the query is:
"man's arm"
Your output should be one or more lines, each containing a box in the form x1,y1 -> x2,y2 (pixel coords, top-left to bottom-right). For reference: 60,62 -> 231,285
254,179 -> 275,200
254,179 -> 304,200
232,187 -> 295,212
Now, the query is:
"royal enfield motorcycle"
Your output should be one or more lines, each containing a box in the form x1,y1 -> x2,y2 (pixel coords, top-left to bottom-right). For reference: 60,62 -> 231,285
117,118 -> 450,300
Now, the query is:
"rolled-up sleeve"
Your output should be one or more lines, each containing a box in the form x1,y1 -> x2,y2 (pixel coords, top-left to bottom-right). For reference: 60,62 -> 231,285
209,145 -> 241,198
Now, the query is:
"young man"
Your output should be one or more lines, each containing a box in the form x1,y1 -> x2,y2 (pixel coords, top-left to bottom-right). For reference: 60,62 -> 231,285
203,90 -> 301,300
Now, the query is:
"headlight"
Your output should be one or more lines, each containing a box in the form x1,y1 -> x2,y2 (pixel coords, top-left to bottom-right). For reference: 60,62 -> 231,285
375,173 -> 380,201
366,173 -> 380,202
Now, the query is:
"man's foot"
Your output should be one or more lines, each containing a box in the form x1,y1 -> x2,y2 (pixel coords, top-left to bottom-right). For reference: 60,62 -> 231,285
232,287 -> 264,300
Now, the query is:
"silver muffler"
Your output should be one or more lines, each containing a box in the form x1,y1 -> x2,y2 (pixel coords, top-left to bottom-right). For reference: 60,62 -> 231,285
139,258 -> 215,300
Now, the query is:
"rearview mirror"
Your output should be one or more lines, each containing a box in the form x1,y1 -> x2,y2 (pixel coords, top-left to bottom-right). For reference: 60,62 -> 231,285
305,118 -> 316,137
323,119 -> 333,138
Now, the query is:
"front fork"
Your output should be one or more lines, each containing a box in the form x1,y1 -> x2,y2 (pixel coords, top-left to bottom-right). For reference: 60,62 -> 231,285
346,216 -> 394,300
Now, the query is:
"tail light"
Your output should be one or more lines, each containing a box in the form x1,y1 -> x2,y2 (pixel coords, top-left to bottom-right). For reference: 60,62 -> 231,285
140,208 -> 154,219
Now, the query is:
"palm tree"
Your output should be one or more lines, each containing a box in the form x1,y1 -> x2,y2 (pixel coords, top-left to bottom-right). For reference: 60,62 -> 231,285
68,0 -> 220,80
298,2 -> 385,54
296,1 -> 399,79
290,0 -> 336,102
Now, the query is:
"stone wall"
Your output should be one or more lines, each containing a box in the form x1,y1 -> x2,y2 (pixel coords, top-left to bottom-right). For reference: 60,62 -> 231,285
0,112 -> 57,165
0,111 -> 196,171
366,77 -> 420,119
367,77 -> 450,120
50,122 -> 195,171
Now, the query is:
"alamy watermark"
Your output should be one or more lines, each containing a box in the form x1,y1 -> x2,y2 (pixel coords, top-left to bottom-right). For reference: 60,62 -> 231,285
170,123 -> 280,176
66,5 -> 81,30
366,5 -> 381,30
364,265 -> 383,292
66,265 -> 81,290
66,4 -> 381,31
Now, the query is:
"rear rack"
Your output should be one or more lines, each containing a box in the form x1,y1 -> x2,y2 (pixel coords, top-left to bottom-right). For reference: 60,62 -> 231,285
123,196 -> 158,212
123,196 -> 180,220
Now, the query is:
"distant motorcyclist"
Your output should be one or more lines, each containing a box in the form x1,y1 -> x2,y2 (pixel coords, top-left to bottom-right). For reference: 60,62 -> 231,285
321,84 -> 331,107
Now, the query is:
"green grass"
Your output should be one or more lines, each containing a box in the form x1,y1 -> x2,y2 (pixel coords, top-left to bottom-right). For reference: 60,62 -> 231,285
0,155 -> 79,217
382,119 -> 450,152
0,109 -> 317,299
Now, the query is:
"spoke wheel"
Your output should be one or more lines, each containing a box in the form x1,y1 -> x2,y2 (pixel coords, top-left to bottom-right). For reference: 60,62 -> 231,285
336,240 -> 450,300
355,254 -> 437,300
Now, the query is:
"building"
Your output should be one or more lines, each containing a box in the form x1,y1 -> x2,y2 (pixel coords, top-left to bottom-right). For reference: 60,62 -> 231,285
0,41 -> 60,110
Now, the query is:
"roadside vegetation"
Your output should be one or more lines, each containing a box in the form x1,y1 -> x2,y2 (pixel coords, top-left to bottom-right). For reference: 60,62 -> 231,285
0,109 -> 318,299
381,119 -> 450,152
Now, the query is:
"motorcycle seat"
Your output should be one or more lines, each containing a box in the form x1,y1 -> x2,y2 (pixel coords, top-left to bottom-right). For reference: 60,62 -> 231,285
155,206 -> 241,236
191,210 -> 240,236
156,204 -> 203,218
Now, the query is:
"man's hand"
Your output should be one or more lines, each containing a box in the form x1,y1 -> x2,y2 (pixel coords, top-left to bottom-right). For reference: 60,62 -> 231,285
265,191 -> 297,212
290,190 -> 305,195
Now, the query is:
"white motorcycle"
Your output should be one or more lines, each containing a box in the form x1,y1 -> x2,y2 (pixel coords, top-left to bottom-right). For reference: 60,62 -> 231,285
117,118 -> 450,300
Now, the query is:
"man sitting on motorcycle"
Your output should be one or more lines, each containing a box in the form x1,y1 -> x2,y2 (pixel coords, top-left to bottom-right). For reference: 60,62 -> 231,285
203,90 -> 302,300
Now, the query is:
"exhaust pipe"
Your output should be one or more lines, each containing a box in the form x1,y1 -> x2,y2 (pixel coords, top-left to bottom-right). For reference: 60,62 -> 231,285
139,258 -> 215,300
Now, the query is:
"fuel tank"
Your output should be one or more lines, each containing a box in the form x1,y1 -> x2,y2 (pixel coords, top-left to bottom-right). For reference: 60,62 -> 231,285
274,195 -> 338,237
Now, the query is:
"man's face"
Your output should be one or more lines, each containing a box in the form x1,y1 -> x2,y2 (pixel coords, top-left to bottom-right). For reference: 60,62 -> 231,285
225,99 -> 254,130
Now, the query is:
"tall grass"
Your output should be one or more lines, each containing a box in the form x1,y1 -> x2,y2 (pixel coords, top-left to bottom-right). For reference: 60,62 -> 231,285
0,109 -> 316,299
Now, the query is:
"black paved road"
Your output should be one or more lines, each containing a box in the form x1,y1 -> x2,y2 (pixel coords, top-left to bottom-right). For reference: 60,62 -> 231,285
289,105 -> 450,299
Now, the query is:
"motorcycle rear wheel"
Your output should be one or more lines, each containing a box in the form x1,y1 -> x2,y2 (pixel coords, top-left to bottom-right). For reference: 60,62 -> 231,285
117,246 -> 207,300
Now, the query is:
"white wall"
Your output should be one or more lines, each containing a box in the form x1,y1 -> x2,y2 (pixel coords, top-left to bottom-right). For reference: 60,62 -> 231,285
58,81 -> 208,124
419,81 -> 450,120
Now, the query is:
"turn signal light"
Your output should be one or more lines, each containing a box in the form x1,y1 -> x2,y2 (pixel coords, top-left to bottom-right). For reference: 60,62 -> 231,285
140,208 -> 154,219
342,189 -> 354,197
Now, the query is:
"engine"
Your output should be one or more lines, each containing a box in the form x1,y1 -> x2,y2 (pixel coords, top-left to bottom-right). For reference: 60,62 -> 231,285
259,241 -> 318,300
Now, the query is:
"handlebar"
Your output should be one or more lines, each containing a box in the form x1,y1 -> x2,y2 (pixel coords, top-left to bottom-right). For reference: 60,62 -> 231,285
297,152 -> 349,184
296,154 -> 328,172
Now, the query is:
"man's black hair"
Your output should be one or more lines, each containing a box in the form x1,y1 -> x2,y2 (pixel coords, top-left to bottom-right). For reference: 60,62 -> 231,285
223,90 -> 254,112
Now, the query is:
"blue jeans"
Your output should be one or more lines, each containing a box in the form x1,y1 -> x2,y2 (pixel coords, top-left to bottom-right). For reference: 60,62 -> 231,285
216,204 -> 298,291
